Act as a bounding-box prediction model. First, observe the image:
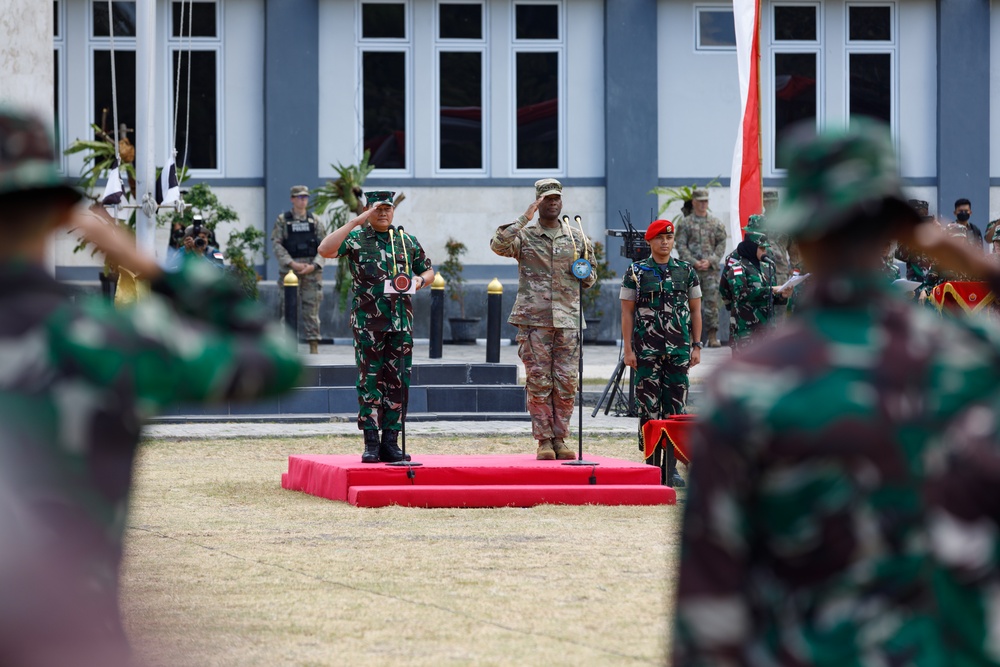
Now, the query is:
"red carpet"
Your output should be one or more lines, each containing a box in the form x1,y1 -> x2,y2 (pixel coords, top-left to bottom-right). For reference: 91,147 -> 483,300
281,454 -> 676,508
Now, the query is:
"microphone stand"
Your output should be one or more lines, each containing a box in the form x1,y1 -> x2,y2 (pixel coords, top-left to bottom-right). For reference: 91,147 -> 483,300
564,218 -> 599,468
387,225 -> 422,470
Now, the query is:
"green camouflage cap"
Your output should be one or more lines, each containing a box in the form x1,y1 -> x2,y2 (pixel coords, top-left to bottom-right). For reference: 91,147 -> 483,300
0,107 -> 81,202
364,190 -> 395,207
992,224 -> 1000,243
744,229 -> 770,248
769,120 -> 918,241
745,213 -> 766,231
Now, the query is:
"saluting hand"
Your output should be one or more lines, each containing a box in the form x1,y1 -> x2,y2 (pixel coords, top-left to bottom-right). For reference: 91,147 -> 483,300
523,197 -> 544,221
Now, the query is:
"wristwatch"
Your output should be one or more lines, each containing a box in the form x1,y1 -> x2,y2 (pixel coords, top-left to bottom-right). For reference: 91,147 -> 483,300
692,341 -> 704,349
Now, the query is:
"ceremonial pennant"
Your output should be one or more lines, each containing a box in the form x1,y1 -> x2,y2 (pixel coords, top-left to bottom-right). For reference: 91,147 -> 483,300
156,160 -> 180,205
729,0 -> 763,243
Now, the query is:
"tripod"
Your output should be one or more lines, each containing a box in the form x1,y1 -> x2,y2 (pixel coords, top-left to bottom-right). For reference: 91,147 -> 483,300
591,349 -> 637,418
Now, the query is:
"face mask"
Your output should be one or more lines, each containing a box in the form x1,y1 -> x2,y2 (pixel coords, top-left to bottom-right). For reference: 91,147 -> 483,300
957,211 -> 971,222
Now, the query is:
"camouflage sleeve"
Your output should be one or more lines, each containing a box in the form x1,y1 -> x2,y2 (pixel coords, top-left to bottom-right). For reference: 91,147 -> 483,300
675,223 -> 694,263
708,222 -> 728,267
673,395 -> 757,664
730,267 -> 773,306
311,216 -> 327,268
409,235 -> 433,274
490,216 -> 527,258
688,265 -> 703,299
620,264 -> 638,301
271,215 -> 293,272
49,257 -> 302,408
718,269 -> 734,309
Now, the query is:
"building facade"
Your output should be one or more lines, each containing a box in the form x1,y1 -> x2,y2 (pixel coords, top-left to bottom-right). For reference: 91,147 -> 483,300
8,0 -> 998,281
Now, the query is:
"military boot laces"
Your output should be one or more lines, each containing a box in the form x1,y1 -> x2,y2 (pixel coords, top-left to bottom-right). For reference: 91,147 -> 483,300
551,438 -> 576,460
379,429 -> 410,463
362,430 -> 380,463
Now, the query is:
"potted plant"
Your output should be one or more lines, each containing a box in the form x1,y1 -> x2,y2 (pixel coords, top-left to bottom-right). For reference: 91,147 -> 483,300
439,238 -> 480,343
581,241 -> 616,343
648,177 -> 722,220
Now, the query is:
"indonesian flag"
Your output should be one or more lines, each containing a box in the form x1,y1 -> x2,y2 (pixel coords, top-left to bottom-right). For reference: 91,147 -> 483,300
729,0 -> 763,244
156,160 -> 180,205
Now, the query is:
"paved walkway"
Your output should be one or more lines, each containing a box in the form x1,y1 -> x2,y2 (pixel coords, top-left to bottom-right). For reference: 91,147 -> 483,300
144,340 -> 731,441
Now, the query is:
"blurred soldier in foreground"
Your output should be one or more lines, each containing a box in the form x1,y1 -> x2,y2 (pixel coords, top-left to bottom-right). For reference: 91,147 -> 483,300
620,219 -> 702,486
0,108 -> 301,666
491,179 -> 596,460
318,191 -> 433,463
718,215 -> 791,355
673,120 -> 1000,665
675,188 -> 727,347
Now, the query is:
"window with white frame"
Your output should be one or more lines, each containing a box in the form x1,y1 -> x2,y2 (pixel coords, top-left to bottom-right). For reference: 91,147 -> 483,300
90,1 -> 137,144
168,0 -> 222,172
359,1 -> 410,171
846,3 -> 894,128
512,1 -> 562,171
770,3 -> 820,170
696,6 -> 736,51
437,1 -> 486,172
54,0 -> 65,171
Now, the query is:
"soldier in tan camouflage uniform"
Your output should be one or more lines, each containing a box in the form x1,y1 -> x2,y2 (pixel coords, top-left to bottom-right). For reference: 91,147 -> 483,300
272,185 -> 327,354
761,190 -> 794,286
491,178 -> 596,460
674,188 -> 728,347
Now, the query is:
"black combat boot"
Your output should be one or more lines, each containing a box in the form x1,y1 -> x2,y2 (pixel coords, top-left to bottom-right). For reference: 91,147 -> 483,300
379,429 -> 411,462
362,430 -> 380,463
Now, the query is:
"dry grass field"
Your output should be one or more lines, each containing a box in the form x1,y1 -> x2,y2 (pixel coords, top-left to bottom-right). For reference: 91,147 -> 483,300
121,434 -> 683,666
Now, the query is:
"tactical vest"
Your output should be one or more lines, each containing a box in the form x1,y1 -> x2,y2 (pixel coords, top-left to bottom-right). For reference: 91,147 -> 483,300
281,212 -> 319,259
634,261 -> 690,311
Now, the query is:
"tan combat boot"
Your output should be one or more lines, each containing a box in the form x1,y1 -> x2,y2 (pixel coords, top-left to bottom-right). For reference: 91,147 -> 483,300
551,438 -> 576,460
309,340 -> 319,354
706,328 -> 721,348
536,439 -> 556,461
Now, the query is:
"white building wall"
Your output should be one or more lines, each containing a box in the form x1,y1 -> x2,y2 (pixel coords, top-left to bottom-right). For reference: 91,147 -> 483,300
0,0 -> 54,122
222,0 -> 265,178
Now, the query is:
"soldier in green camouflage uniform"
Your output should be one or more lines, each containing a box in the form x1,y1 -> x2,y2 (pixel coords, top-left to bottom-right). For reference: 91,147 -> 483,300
718,217 -> 792,355
673,119 -> 1000,665
675,188 -> 728,347
491,178 -> 596,460
319,191 -> 434,463
0,108 -> 301,665
272,185 -> 327,353
620,219 -> 701,486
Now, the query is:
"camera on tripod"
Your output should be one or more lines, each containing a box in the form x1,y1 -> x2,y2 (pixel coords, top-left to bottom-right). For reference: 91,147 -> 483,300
605,210 -> 650,262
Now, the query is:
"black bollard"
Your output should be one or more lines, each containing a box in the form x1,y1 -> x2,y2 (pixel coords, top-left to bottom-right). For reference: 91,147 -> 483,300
283,271 -> 299,340
429,273 -> 444,359
486,278 -> 503,363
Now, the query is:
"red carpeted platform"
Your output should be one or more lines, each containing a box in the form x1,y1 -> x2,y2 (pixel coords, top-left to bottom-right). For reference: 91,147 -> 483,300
281,454 -> 676,508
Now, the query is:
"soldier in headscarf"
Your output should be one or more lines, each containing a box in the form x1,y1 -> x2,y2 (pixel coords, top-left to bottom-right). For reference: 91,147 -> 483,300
673,119 -> 1000,665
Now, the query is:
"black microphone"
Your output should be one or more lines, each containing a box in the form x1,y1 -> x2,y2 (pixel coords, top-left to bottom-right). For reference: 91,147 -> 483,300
574,215 -> 582,224
562,215 -> 570,224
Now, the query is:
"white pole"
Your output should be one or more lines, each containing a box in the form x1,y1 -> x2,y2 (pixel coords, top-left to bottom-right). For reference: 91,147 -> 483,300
134,0 -> 157,256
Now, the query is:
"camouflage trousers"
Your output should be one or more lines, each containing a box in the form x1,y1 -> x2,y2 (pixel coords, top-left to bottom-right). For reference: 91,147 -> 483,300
516,326 -> 579,441
634,355 -> 689,421
278,268 -> 323,342
353,328 -> 412,432
698,269 -> 720,332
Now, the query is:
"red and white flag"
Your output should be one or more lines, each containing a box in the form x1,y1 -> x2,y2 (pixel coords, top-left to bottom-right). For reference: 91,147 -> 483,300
729,0 -> 763,244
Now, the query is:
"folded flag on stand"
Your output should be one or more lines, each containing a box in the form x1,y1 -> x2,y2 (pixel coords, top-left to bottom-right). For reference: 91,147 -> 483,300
101,159 -> 129,220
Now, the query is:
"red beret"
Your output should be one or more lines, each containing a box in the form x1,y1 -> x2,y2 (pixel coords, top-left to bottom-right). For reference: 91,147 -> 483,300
645,219 -> 675,240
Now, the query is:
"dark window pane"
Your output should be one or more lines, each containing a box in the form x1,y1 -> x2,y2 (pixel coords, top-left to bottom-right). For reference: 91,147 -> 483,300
440,52 -> 482,170
93,50 -> 136,142
774,6 -> 816,41
362,3 -> 405,39
53,50 -> 60,150
849,53 -> 891,124
173,51 -> 218,170
774,52 -> 816,169
515,51 -> 558,170
516,4 -> 558,40
699,10 -> 736,48
53,1 -> 59,37
93,1 -> 136,37
172,1 -> 217,38
440,3 -> 482,39
849,6 -> 891,41
363,52 -> 406,169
